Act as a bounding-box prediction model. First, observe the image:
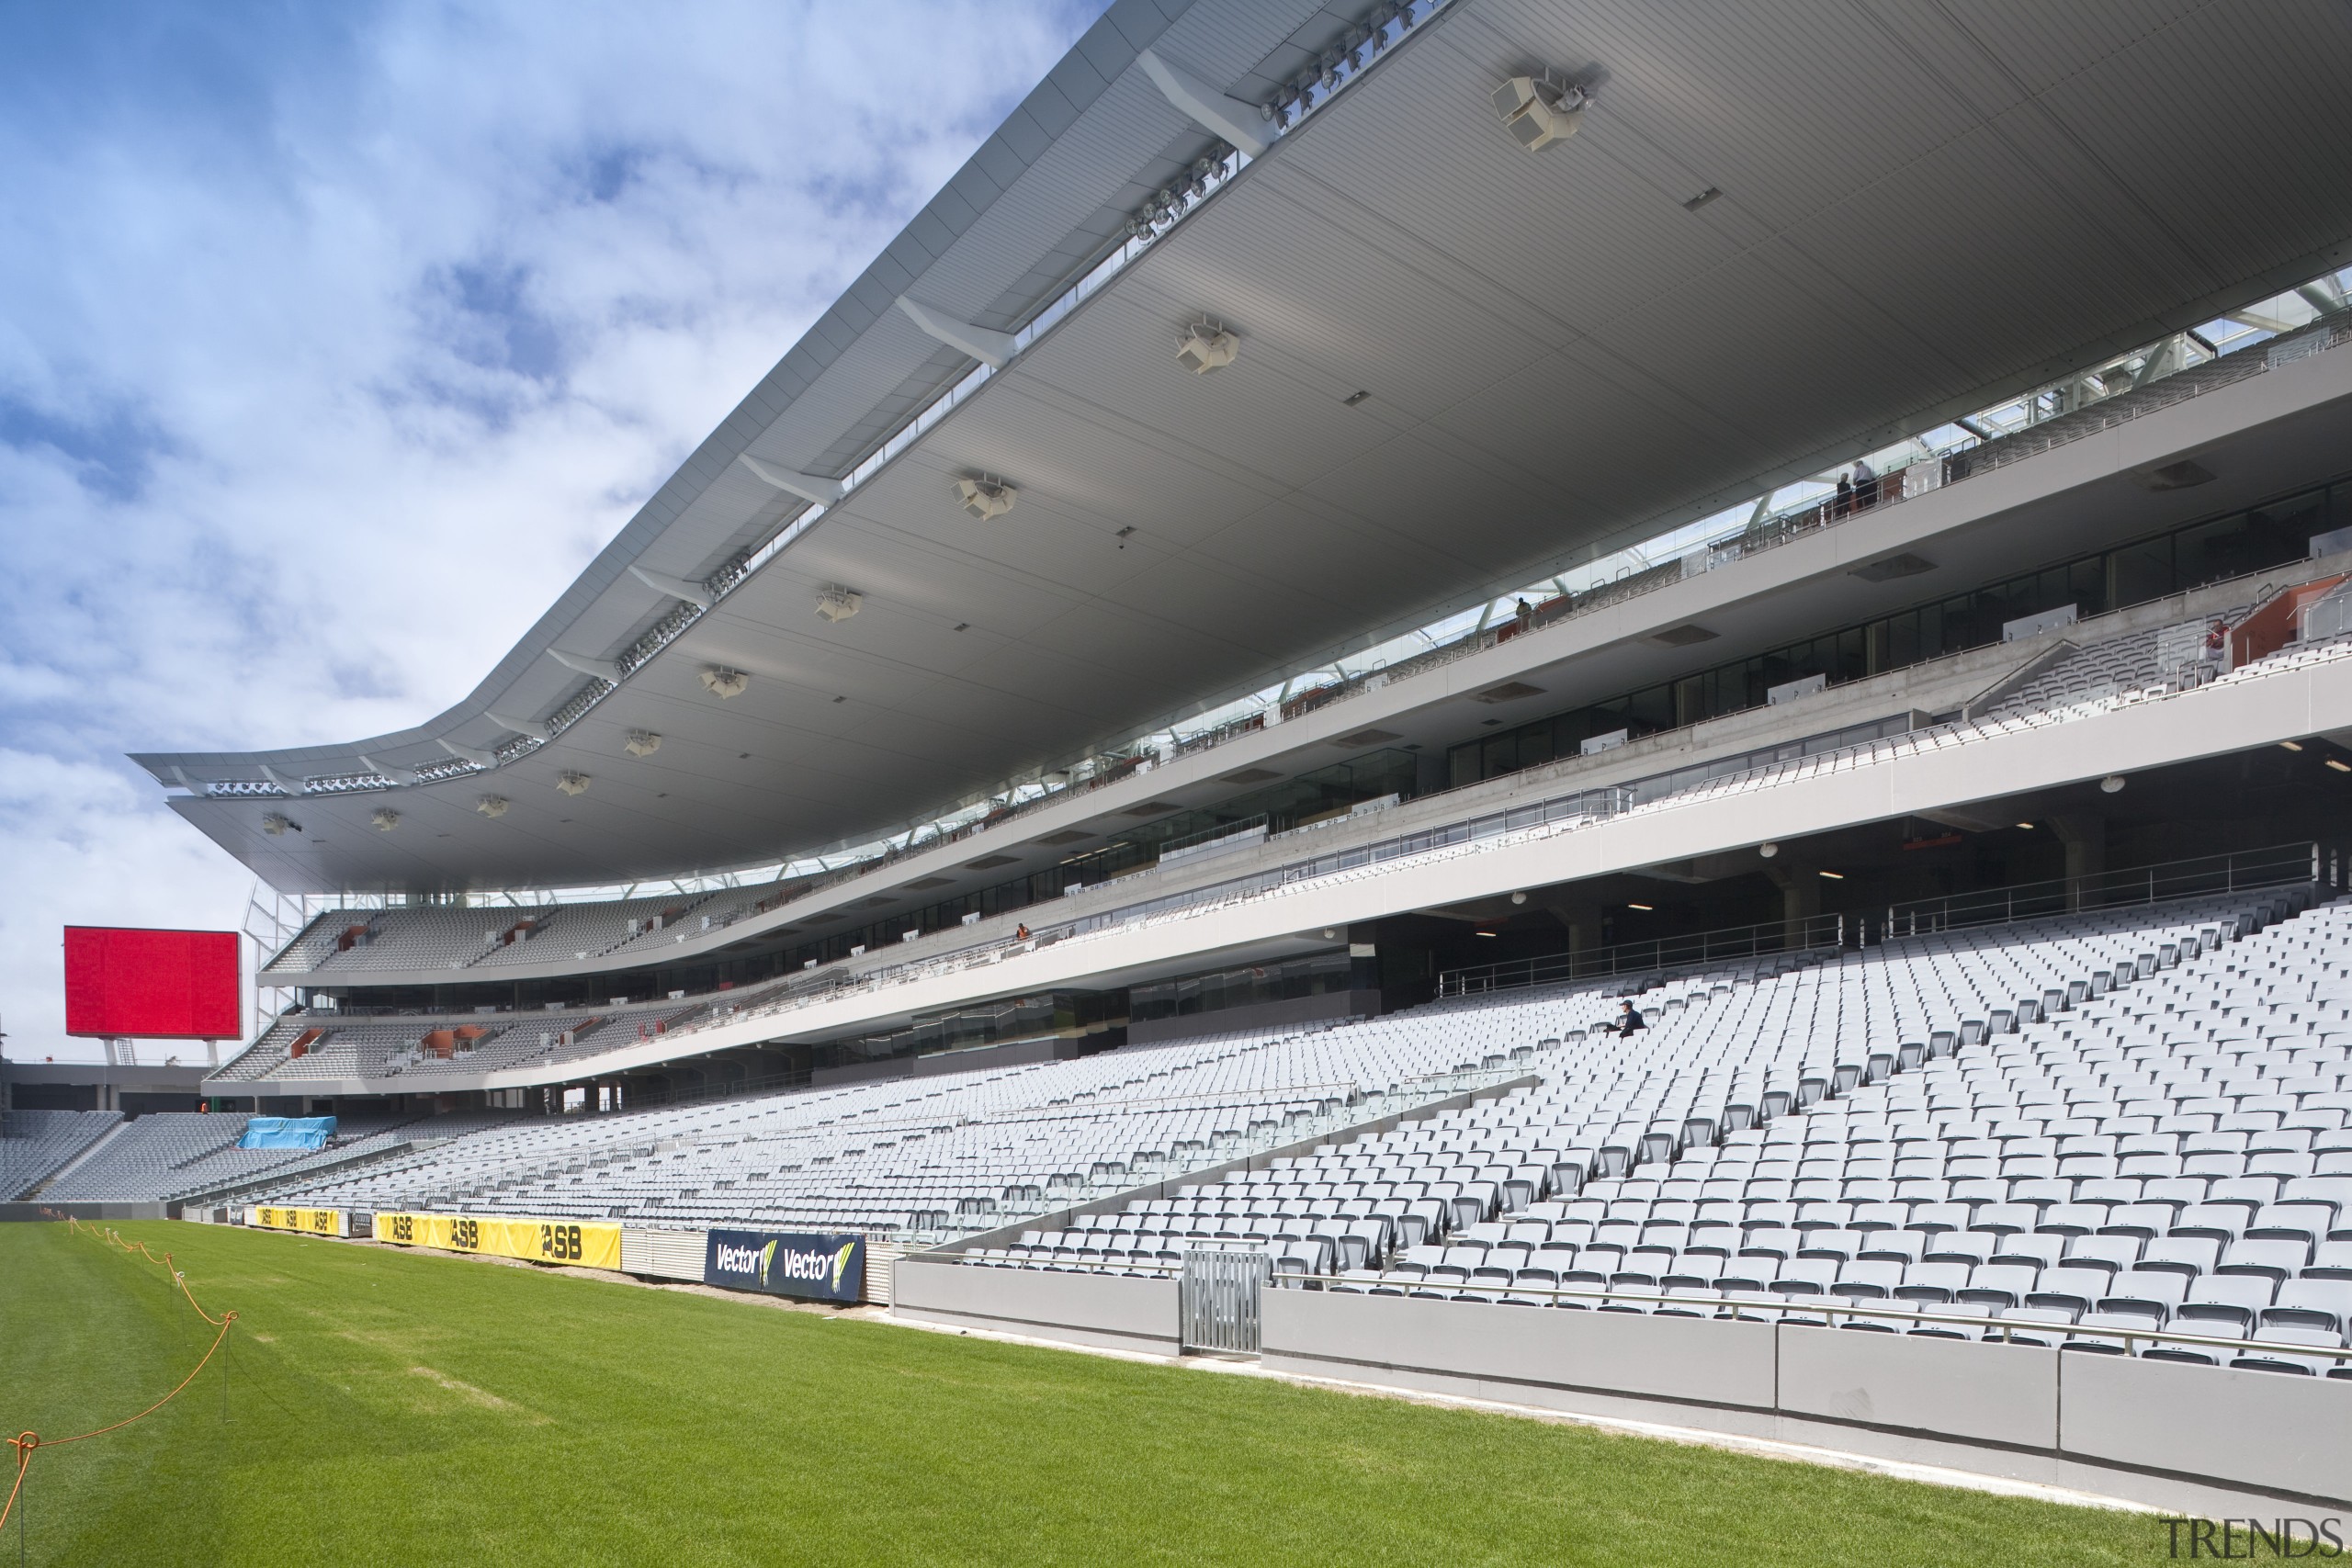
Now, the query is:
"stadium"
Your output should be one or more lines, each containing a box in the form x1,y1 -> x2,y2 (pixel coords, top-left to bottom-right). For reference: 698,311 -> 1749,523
9,0 -> 2352,1559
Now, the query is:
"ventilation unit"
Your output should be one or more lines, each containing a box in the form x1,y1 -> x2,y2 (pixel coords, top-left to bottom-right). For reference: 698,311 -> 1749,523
699,666 -> 749,699
1491,73 -> 1587,151
556,773 -> 591,796
261,813 -> 291,836
816,586 -> 863,623
624,730 -> 662,758
954,476 -> 1017,520
475,795 -> 510,818
1175,320 -> 1239,374
370,808 -> 401,832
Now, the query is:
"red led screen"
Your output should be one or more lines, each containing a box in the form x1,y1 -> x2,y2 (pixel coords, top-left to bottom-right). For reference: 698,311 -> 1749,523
62,927 -> 241,1040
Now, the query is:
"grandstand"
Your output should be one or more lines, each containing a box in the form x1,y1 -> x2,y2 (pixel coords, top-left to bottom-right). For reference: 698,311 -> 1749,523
15,0 -> 2352,1526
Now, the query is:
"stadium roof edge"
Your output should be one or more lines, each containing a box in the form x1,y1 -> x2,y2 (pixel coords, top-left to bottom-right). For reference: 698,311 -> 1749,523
134,0 -> 2352,896
130,0 -> 1269,781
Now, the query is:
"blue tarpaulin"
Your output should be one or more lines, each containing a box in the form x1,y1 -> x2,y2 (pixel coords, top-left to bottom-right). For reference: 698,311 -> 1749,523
238,1115 -> 335,1151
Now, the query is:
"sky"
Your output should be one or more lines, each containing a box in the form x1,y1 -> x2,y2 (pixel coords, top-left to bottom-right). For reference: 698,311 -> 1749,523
0,0 -> 1103,1064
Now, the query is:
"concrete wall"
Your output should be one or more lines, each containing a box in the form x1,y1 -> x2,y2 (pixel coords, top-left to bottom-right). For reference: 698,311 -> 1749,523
896,1271 -> 2352,1511
1264,1291 -> 1777,1413
0,1201 -> 168,1222
893,1258 -> 1178,1353
2059,1352 -> 2352,1506
1778,1324 -> 2056,1449
1257,1293 -> 2352,1511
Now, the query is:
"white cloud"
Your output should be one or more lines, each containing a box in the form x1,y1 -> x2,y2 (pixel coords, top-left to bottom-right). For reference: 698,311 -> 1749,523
0,1 -> 1102,1062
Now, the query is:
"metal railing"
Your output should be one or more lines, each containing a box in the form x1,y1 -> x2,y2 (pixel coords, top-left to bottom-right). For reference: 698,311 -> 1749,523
254,335 -> 2352,994
230,589 -> 2352,1085
958,1255 -> 2352,1370
1437,843 -> 2328,1000
1153,814 -> 1271,860
1182,1250 -> 1272,1354
1266,1272 -> 2352,1366
1880,842 -> 2327,937
1440,915 -> 1844,998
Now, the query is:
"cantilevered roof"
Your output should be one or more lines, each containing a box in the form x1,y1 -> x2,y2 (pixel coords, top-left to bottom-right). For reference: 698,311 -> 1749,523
138,0 -> 2352,895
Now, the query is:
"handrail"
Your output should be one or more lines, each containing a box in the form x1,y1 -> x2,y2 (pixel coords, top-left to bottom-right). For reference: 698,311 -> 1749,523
1440,915 -> 1843,998
245,316 -> 2352,980
1880,842 -> 2322,936
1154,814 -> 1272,858
222,609 -> 2352,1089
947,1253 -> 2352,1364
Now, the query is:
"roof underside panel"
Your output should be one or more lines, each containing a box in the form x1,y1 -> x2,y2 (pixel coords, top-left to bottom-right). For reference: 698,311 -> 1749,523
140,0 -> 2352,893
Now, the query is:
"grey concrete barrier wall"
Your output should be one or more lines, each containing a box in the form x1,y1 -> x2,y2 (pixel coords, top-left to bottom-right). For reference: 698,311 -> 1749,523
0,1202 -> 167,1222
1778,1325 -> 2057,1450
1261,1290 -> 1778,1413
889,1268 -> 2352,1509
893,1259 -> 1178,1353
2060,1351 -> 2352,1507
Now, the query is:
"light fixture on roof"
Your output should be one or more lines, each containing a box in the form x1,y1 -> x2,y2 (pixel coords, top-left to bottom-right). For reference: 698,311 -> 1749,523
1510,891 -> 1527,905
2280,740 -> 2305,752
1758,842 -> 1779,859
1491,70 -> 1588,152
476,795 -> 510,818
2328,759 -> 2352,774
624,730 -> 662,758
954,475 -> 1017,521
1818,870 -> 1844,880
816,585 -> 863,624
556,773 -> 591,796
370,808 -> 401,833
1626,902 -> 1653,912
2015,822 -> 2034,830
1176,319 -> 1239,374
261,813 -> 291,837
359,754 -> 418,785
487,713 -> 550,742
2099,775 -> 2128,794
700,666 -> 749,699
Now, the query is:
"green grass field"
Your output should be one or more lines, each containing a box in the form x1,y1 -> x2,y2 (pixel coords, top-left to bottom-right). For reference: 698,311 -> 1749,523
0,1220 -> 2165,1566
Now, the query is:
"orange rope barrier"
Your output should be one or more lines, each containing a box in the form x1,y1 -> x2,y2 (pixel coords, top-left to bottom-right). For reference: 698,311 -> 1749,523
2,1218 -> 240,1536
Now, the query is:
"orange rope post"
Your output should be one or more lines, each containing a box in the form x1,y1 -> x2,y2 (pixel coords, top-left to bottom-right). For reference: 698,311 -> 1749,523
0,1222 -> 242,1537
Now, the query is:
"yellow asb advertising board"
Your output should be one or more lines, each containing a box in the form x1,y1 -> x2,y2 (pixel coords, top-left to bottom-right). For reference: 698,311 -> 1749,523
372,1212 -> 621,1270
248,1205 -> 345,1236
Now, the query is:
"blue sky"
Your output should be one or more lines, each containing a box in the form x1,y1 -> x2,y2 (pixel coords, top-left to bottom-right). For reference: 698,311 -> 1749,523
0,1 -> 1102,1062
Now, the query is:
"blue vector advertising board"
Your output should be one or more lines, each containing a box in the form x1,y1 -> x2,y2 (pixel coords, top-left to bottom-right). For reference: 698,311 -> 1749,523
703,1229 -> 865,1303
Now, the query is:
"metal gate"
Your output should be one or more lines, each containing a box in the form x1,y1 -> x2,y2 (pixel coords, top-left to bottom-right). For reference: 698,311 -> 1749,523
1181,1249 -> 1270,1355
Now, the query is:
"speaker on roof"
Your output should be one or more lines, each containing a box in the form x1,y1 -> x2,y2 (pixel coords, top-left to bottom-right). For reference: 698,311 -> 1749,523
954,476 -> 1017,521
1175,320 -> 1239,374
1491,72 -> 1587,151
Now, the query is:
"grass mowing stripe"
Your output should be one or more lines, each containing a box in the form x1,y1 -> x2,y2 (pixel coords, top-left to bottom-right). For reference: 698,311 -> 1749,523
1,1222 -> 2163,1566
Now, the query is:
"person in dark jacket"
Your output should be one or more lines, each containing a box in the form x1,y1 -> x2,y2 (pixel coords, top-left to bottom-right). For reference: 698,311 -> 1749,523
1614,999 -> 1645,1037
